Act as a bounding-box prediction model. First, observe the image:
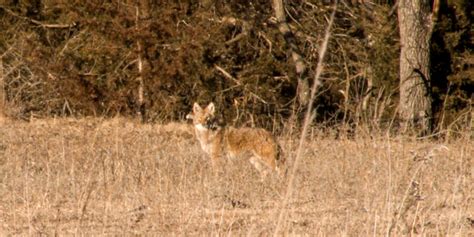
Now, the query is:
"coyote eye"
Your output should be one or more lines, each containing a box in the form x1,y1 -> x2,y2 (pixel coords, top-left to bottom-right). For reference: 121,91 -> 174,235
205,117 -> 218,130
205,117 -> 212,125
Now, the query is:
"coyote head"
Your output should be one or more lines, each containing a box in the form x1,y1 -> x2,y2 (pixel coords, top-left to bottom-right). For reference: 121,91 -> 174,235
186,102 -> 219,131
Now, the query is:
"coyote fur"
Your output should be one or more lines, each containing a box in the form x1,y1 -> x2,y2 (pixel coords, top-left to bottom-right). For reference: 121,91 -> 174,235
186,102 -> 282,178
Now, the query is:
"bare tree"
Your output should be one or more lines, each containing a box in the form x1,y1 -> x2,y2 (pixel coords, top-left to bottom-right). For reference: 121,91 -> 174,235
272,0 -> 310,105
397,0 -> 439,134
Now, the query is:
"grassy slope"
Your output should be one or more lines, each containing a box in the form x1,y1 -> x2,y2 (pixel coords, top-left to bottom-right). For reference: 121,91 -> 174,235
0,118 -> 472,235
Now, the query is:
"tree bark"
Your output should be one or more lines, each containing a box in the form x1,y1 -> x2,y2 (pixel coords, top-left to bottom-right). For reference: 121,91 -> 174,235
397,0 -> 437,134
272,0 -> 310,105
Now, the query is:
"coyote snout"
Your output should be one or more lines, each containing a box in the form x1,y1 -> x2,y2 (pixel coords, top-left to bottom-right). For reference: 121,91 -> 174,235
187,102 -> 283,179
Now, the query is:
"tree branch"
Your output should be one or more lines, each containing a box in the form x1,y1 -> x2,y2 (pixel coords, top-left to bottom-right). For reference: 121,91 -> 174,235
0,5 -> 76,28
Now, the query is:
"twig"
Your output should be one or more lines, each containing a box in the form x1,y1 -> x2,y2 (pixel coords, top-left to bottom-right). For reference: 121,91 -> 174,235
258,32 -> 273,53
214,65 -> 268,104
221,17 -> 249,45
214,65 -> 241,85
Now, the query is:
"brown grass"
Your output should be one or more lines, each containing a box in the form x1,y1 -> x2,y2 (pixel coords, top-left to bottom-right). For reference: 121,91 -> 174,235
0,118 -> 472,235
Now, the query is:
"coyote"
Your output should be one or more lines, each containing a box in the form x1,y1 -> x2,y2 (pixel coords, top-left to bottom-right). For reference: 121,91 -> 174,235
186,102 -> 282,179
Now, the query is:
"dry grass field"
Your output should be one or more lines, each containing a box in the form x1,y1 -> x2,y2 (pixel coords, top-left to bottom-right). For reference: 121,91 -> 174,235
0,118 -> 472,235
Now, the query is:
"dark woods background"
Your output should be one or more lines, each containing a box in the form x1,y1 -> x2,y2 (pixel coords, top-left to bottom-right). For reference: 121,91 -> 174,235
0,0 -> 472,132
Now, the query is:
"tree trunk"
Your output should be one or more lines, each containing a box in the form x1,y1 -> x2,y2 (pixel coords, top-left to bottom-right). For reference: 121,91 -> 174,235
0,59 -> 5,122
272,0 -> 310,105
397,0 -> 437,134
136,0 -> 149,122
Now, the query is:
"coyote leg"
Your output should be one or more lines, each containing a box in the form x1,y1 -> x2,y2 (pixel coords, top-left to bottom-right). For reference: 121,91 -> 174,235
249,156 -> 269,181
210,149 -> 221,176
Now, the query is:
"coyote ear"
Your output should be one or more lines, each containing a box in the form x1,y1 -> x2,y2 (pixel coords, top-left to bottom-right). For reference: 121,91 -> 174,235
206,102 -> 215,114
193,102 -> 202,113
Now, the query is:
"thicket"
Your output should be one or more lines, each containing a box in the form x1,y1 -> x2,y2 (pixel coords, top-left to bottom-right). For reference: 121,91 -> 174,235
0,0 -> 472,132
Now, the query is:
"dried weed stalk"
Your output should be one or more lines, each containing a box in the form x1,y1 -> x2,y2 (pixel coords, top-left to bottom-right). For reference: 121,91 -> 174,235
274,2 -> 338,235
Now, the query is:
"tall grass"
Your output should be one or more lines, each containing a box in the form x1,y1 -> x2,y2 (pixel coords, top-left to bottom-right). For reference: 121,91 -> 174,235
0,118 -> 472,235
